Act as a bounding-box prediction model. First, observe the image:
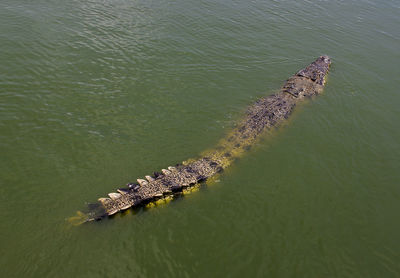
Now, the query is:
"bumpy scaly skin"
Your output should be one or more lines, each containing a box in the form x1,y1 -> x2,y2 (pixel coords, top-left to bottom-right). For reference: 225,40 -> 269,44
85,56 -> 331,221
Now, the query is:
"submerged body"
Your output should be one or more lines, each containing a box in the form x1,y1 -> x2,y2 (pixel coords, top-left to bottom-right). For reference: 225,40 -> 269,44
80,56 -> 331,222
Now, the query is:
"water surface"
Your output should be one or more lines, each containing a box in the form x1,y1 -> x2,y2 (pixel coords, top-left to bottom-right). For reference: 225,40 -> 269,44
1,0 -> 399,277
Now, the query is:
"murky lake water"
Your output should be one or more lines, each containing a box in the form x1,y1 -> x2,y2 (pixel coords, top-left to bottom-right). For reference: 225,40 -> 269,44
1,0 -> 399,277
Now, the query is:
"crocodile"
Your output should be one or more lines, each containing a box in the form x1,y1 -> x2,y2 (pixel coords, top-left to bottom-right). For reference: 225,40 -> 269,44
73,55 -> 331,223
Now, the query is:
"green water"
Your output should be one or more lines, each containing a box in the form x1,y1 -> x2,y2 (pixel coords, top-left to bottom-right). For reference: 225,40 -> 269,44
1,0 -> 399,277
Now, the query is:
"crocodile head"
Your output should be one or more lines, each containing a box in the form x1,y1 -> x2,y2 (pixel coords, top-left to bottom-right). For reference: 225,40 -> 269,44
296,55 -> 331,85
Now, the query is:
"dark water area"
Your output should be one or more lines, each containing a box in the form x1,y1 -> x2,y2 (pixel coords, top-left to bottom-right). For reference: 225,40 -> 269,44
1,0 -> 399,277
